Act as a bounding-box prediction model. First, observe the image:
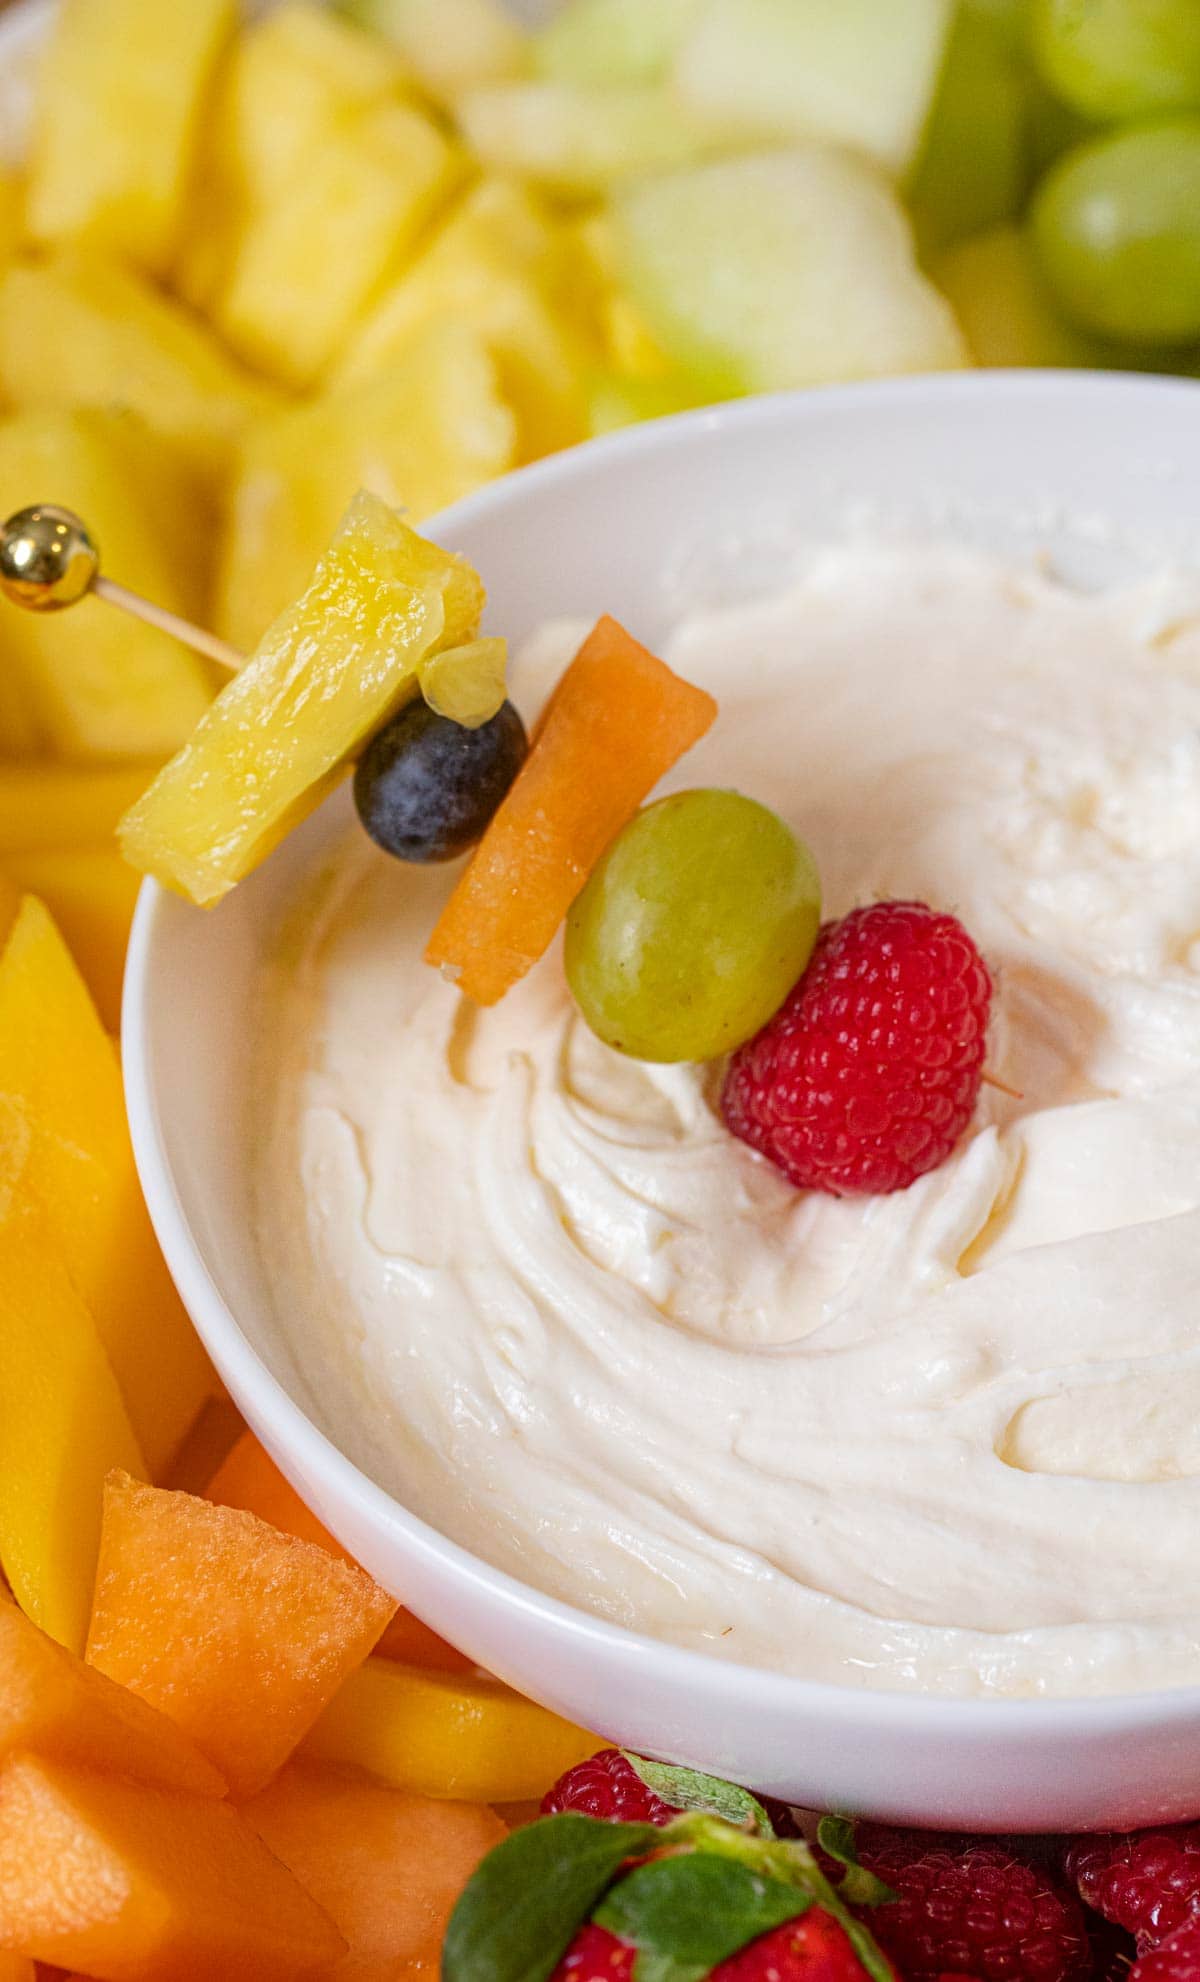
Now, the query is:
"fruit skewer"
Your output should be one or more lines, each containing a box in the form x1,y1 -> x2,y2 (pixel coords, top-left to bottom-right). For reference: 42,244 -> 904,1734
0,502 -> 243,673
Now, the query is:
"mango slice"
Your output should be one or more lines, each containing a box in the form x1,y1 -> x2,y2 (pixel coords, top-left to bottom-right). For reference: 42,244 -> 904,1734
123,491 -> 486,904
0,409 -> 213,761
0,1755 -> 344,1980
205,1429 -> 473,1674
2,847 -> 139,1033
0,254 -> 273,477
26,0 -> 236,275
426,615 -> 717,1005
86,1473 -> 398,1799
242,1761 -> 505,1974
304,1659 -> 601,1803
216,329 -> 513,650
0,1602 -> 224,1798
0,1207 -> 144,1653
0,895 -> 214,1478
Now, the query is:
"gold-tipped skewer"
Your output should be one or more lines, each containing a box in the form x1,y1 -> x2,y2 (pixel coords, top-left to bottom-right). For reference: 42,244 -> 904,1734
0,503 -> 244,673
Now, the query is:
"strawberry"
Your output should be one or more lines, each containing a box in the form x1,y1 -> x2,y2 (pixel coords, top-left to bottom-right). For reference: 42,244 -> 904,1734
550,1909 -> 877,1981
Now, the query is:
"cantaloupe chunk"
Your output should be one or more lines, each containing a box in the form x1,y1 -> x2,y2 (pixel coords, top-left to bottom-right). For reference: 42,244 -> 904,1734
215,325 -> 515,651
305,1659 -> 601,1803
426,615 -> 717,1005
0,896 -> 214,1478
0,1206 -> 144,1652
206,1430 -> 472,1674
122,491 -> 487,905
0,1601 -> 224,1797
0,764 -> 161,855
26,0 -> 236,275
86,1473 -> 398,1799
2,847 -> 139,1033
243,1761 -> 505,1974
0,254 -> 274,477
0,1955 -> 32,1981
0,409 -> 213,760
0,1754 -> 344,1980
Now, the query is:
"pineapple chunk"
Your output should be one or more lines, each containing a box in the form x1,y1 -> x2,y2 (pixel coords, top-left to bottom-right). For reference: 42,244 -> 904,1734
217,320 -> 515,651
536,0 -> 702,86
216,100 -> 462,388
0,410 -> 213,762
335,179 -> 591,458
176,0 -> 410,313
344,0 -> 529,101
27,0 -> 236,274
457,82 -> 727,199
672,0 -> 955,179
0,764 -> 162,854
121,491 -> 487,906
0,178 -> 22,269
613,148 -> 968,396
0,254 -> 274,477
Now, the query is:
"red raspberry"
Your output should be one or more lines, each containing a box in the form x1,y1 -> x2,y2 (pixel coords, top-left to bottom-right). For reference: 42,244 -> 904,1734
1132,1916 -> 1200,1982
541,1750 -> 677,1825
721,901 -> 993,1196
850,1827 -> 1092,1982
550,1911 -> 876,1982
1066,1830 -> 1200,1952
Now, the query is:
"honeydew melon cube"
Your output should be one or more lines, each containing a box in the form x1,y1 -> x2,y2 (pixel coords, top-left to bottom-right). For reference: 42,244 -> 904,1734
672,0 -> 955,178
535,0 -> 702,86
456,81 -> 726,199
341,0 -> 529,101
217,322 -> 515,650
613,148 -> 968,397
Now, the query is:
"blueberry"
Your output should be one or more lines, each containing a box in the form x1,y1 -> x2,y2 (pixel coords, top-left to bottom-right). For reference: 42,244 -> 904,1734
353,697 -> 528,863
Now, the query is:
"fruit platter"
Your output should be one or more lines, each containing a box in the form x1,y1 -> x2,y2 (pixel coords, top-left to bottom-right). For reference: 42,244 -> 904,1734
5,0 -> 1200,1978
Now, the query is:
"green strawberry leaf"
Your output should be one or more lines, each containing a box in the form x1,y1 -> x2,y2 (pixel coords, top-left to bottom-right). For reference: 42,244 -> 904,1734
816,1816 -> 898,1909
594,1852 -> 812,1982
621,1755 -> 777,1837
441,1813 -> 662,1982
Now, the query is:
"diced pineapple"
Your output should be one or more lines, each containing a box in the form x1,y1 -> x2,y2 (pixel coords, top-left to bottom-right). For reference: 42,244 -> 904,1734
175,0 -> 411,313
418,637 -> 507,727
121,491 -> 487,906
0,659 -> 39,764
216,100 -> 462,388
933,224 -> 1118,368
0,254 -> 274,477
0,410 -> 213,762
335,179 -> 591,458
27,0 -> 236,274
217,320 -> 515,651
586,368 -> 707,435
0,764 -> 162,854
672,0 -> 955,179
536,0 -> 702,86
613,149 -> 968,396
456,82 -> 726,199
344,0 -> 529,101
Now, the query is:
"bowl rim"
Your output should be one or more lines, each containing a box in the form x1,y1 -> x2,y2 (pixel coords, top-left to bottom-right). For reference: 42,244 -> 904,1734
124,368 -> 1200,1735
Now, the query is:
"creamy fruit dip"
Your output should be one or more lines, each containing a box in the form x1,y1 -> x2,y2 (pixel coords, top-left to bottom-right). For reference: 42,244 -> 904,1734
254,539 -> 1200,1699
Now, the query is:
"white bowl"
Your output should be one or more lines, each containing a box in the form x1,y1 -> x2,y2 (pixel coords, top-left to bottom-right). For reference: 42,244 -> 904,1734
125,373 -> 1200,1831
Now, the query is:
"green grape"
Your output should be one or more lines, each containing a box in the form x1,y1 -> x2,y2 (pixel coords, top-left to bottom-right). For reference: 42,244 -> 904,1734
1030,118 -> 1200,343
1030,0 -> 1200,122
564,790 -> 820,1065
909,7 -> 1030,261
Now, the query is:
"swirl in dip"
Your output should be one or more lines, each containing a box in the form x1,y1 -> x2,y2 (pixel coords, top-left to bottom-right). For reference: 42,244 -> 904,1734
254,540 -> 1200,1698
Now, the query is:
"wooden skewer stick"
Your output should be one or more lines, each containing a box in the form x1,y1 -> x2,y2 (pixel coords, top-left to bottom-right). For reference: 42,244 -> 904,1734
91,574 -> 244,674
